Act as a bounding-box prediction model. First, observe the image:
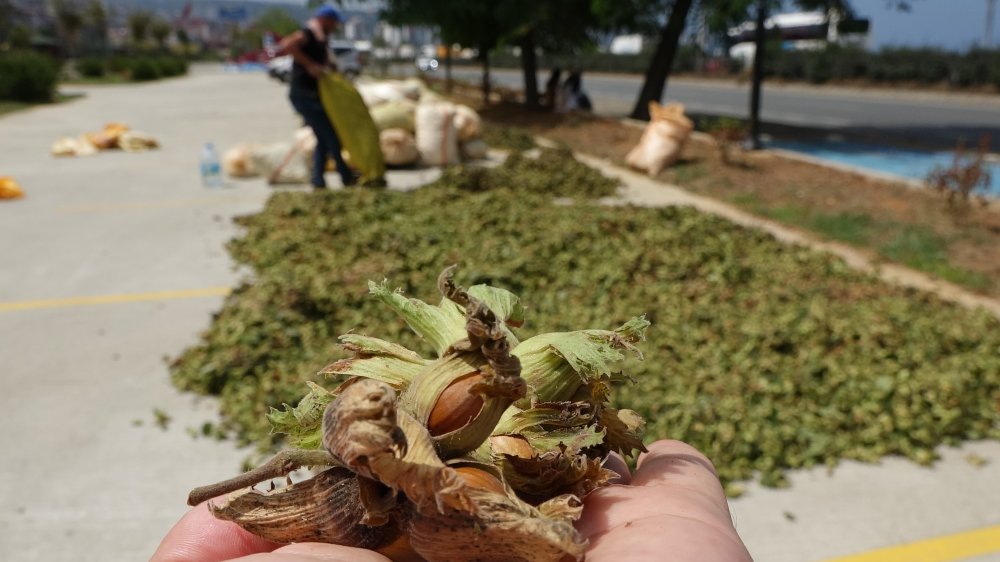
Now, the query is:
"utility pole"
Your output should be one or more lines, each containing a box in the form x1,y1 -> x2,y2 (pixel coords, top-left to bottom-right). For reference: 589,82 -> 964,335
748,0 -> 767,150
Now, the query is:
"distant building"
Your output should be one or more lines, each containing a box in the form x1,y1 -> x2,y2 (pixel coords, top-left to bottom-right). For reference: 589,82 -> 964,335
727,10 -> 871,66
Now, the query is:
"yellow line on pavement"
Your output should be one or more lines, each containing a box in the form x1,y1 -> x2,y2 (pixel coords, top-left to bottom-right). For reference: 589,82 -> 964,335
821,524 -> 1000,562
0,286 -> 232,312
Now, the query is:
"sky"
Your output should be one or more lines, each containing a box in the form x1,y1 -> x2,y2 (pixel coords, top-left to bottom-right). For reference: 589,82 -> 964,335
218,0 -> 998,52
847,0 -> 999,50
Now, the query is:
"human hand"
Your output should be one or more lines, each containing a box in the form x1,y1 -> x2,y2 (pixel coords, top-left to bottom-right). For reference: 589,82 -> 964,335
307,63 -> 326,79
577,440 -> 752,561
151,440 -> 751,562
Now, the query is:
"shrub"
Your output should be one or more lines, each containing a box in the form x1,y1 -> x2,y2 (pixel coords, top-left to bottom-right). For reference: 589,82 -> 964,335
147,56 -> 190,78
927,136 -> 993,210
129,58 -> 161,81
0,50 -> 60,103
108,55 -> 131,74
76,57 -> 107,78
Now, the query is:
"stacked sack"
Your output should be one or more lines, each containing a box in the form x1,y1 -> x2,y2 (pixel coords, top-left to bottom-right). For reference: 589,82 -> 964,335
221,78 -> 489,184
625,101 -> 693,176
358,78 -> 488,167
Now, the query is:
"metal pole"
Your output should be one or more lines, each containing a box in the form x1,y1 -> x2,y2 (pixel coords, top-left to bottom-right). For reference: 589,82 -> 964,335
748,0 -> 767,150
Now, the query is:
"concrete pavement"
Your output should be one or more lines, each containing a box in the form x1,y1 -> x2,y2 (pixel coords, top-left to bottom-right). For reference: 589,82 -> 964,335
1,65 -> 998,562
0,65 -> 436,562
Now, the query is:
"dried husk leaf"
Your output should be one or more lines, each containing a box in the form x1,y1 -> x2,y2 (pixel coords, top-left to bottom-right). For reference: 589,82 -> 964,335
499,447 -> 616,502
210,467 -> 402,549
320,334 -> 429,389
369,280 -> 467,357
513,316 -> 649,407
466,284 -> 525,329
323,378 -> 476,514
405,486 -> 586,562
536,494 -> 585,522
599,407 -> 646,457
493,402 -> 596,435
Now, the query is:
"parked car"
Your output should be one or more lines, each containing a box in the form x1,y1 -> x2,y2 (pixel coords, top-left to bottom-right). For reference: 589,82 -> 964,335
266,40 -> 365,83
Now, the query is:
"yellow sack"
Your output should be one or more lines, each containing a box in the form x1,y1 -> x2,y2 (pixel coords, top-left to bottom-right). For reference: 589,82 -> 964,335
0,176 -> 25,200
318,73 -> 386,184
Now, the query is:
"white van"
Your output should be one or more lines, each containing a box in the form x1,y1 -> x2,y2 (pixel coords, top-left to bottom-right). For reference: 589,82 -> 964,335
266,40 -> 366,83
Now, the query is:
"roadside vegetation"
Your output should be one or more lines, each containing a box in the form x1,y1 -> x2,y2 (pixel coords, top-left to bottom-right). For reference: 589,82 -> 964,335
458,95 -> 1000,298
471,45 -> 1000,92
170,145 -> 1000,489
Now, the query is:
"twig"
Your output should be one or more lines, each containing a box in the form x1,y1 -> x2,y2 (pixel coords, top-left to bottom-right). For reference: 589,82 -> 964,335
187,449 -> 339,506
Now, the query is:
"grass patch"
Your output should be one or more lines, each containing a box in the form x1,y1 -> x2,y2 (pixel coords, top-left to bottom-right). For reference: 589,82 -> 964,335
672,162 -> 708,184
728,194 -> 991,290
62,74 -> 131,86
171,147 -> 1000,488
880,227 -> 993,290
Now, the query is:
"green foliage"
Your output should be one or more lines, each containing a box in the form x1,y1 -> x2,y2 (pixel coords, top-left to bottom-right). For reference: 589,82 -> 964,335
440,146 -> 619,200
150,19 -> 172,50
480,125 -> 537,152
8,24 -> 32,49
0,50 -> 59,102
171,146 -> 1000,487
129,57 -> 160,81
127,10 -> 153,45
768,46 -> 1000,88
76,56 -> 106,78
239,8 -> 299,56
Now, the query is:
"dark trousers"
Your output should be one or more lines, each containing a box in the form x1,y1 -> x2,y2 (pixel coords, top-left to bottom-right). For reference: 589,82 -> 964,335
289,90 -> 353,187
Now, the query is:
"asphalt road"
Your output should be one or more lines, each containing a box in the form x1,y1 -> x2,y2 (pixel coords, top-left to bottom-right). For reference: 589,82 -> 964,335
440,66 -> 1000,150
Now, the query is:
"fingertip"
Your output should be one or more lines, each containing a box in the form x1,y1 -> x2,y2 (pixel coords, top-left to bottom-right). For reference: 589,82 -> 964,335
602,452 -> 632,485
273,543 -> 394,562
151,501 -> 281,562
636,439 -> 720,481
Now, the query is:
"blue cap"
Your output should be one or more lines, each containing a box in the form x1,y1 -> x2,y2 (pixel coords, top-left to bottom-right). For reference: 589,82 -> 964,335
314,5 -> 344,22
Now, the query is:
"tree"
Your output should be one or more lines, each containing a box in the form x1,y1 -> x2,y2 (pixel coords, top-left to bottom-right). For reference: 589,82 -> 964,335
383,1 -> 507,103
52,0 -> 85,56
128,10 -> 153,48
628,0 -> 695,120
151,18 -> 171,51
176,28 -> 190,53
502,0 -> 604,108
84,0 -> 108,53
241,8 -> 299,54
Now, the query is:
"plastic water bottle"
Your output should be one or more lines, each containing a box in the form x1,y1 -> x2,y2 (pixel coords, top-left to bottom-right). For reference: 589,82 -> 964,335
200,142 -> 223,188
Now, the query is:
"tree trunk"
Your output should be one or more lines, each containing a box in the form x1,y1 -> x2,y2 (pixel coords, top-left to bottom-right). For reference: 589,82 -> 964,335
519,31 -> 539,108
748,0 -> 767,149
445,45 -> 453,93
628,0 -> 694,120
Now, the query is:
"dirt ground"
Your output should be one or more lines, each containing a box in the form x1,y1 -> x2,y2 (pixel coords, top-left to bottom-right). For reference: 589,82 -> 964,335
438,81 -> 1000,297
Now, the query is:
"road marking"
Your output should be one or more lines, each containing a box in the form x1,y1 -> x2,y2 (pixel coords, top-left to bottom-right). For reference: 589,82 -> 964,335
820,523 -> 1000,562
0,287 -> 232,312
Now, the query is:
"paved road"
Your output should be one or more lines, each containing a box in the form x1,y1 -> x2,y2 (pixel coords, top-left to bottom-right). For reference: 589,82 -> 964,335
0,65 -> 439,562
1,65 -> 998,562
442,66 -> 1000,149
